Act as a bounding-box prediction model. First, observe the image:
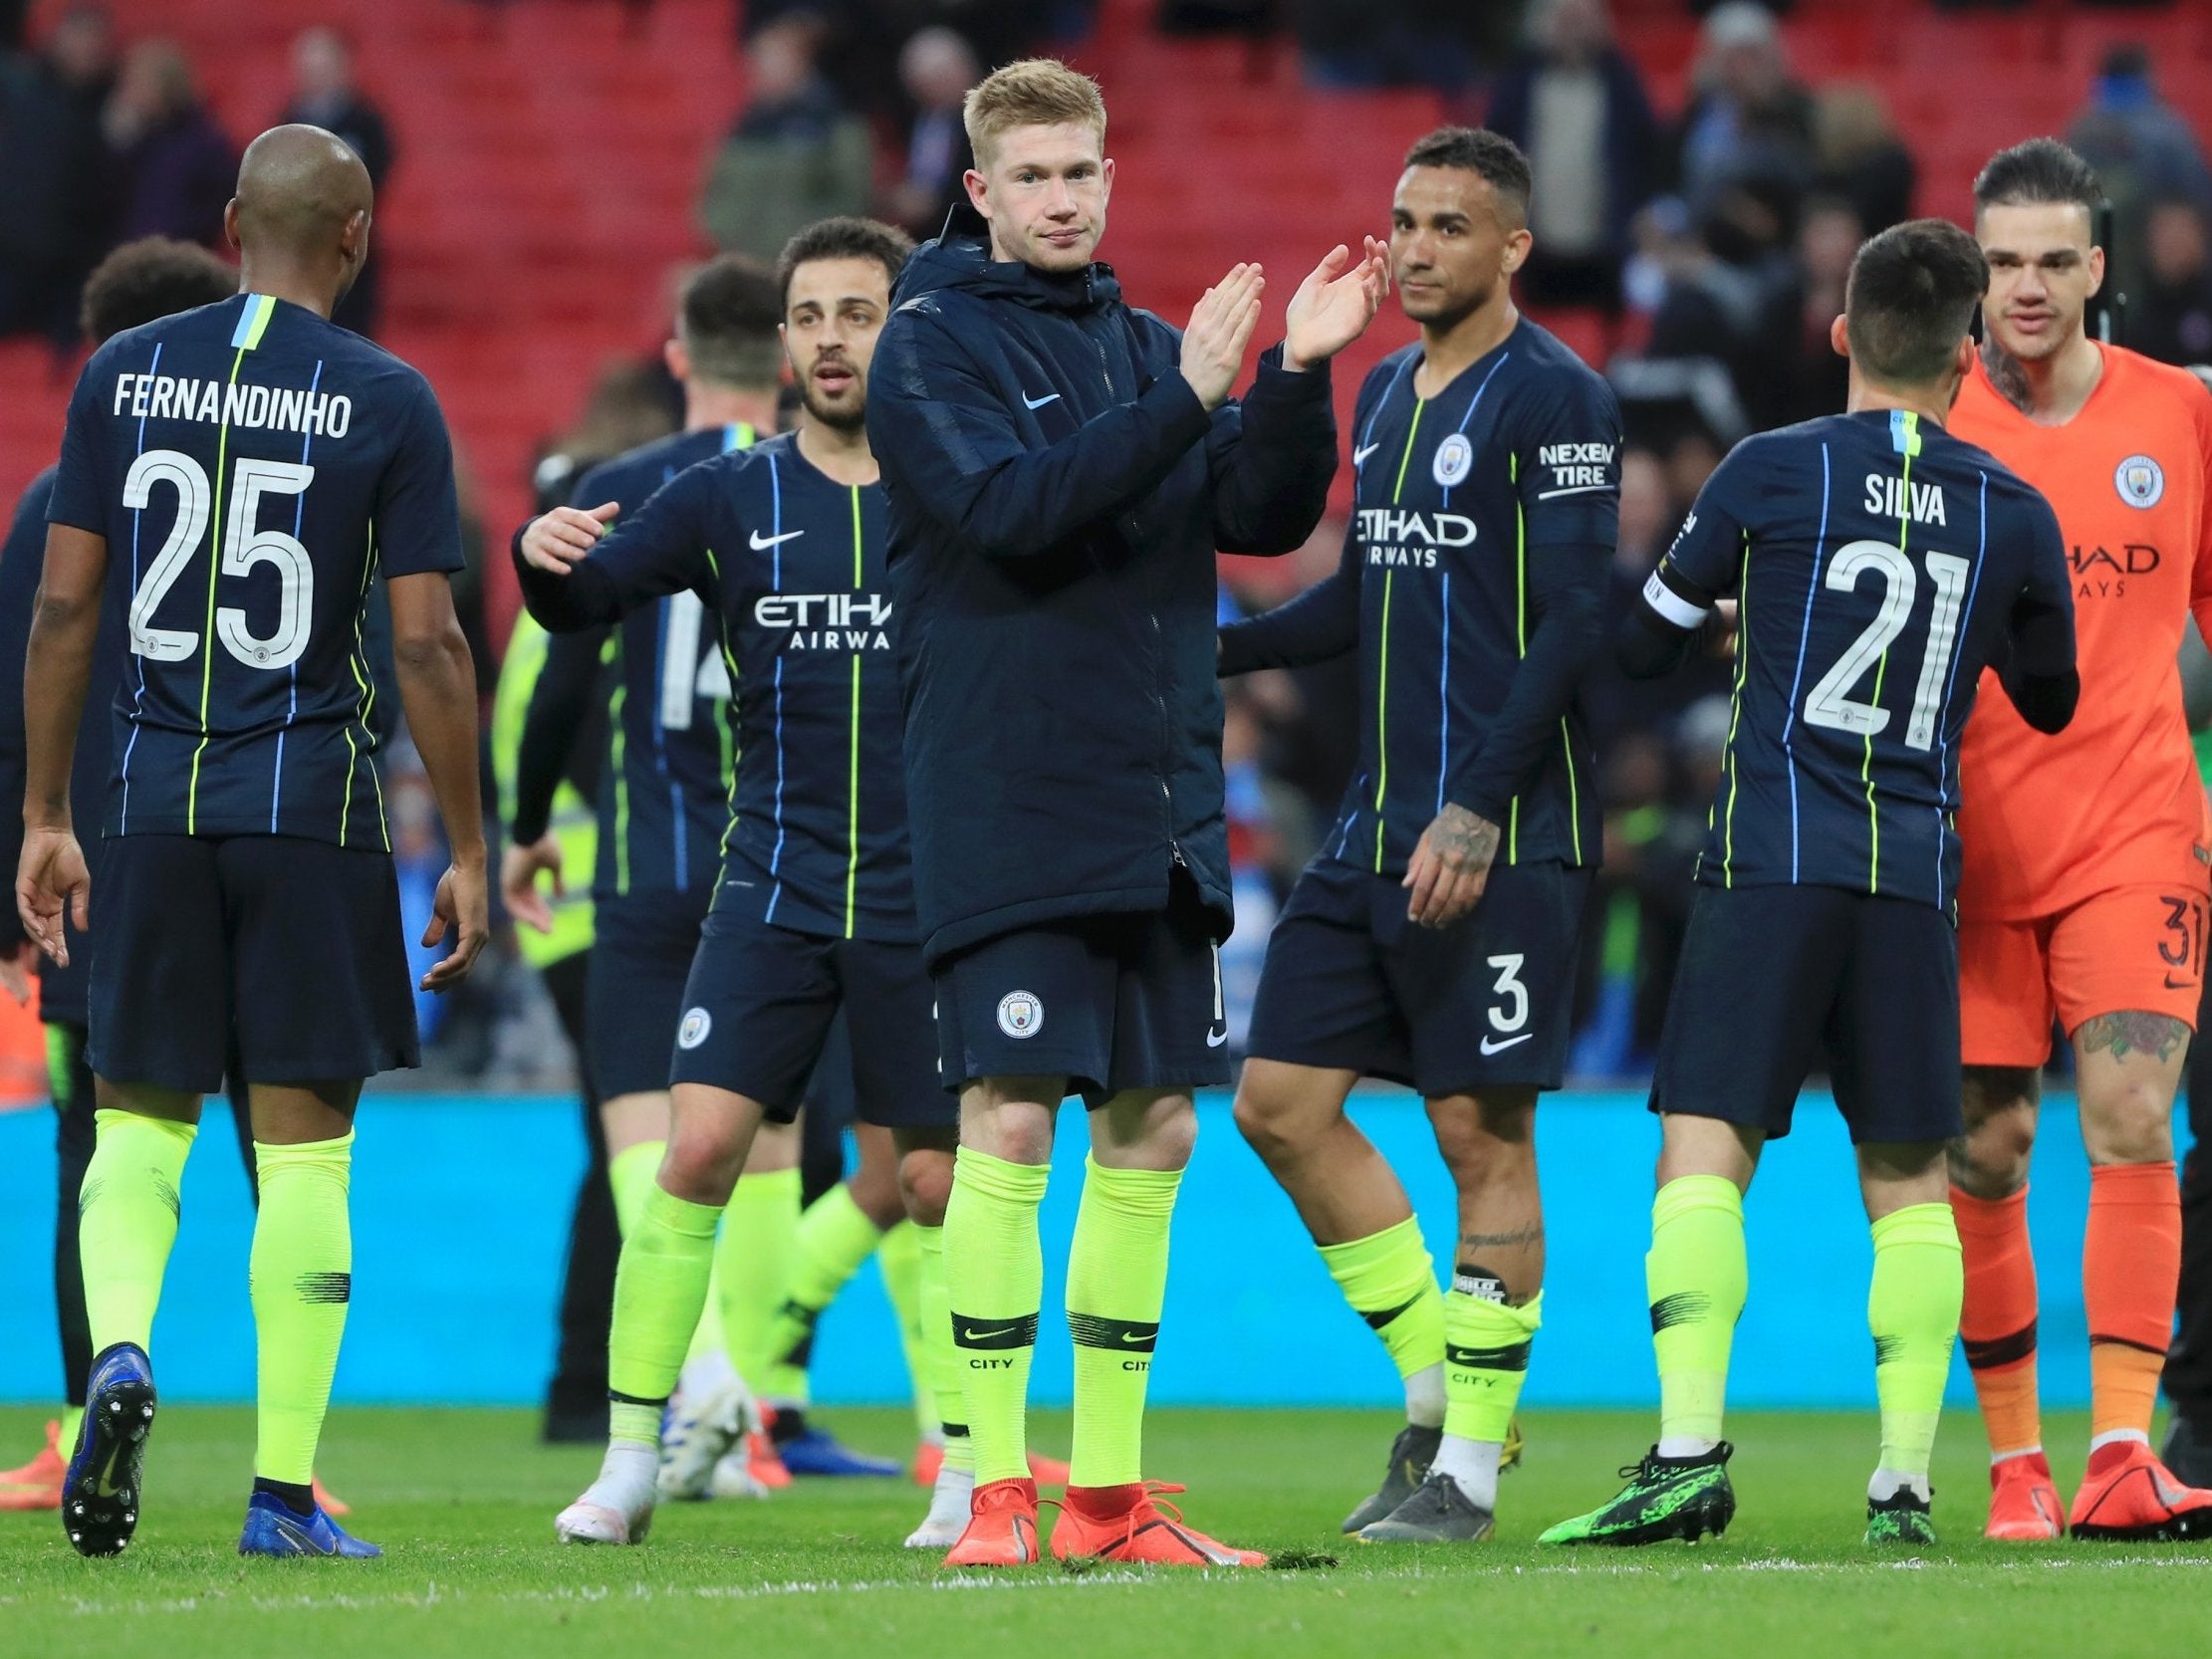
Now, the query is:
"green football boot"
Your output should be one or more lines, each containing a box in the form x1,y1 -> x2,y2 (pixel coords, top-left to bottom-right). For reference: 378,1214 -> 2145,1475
1538,1443 -> 1735,1546
1864,1488 -> 1938,1546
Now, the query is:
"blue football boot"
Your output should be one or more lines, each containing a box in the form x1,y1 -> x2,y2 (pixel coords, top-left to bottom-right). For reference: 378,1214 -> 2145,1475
62,1342 -> 157,1557
773,1415 -> 903,1479
238,1490 -> 382,1557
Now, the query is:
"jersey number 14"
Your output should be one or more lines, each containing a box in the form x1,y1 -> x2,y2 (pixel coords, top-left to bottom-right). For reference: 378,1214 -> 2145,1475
1802,538 -> 1969,752
123,447 -> 314,671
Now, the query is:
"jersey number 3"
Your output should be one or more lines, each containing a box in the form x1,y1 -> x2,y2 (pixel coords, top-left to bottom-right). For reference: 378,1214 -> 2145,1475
123,447 -> 314,671
1802,538 -> 1969,752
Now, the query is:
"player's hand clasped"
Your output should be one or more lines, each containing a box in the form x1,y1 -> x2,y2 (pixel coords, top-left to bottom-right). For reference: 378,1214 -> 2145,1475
1402,803 -> 1501,930
1284,237 -> 1391,371
16,825 -> 91,969
519,501 -> 621,575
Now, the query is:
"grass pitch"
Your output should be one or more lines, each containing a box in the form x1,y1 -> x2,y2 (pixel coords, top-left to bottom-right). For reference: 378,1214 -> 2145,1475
1,1404 -> 2205,1657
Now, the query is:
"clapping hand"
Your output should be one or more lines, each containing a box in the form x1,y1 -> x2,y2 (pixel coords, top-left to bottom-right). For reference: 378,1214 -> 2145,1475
1285,236 -> 1390,370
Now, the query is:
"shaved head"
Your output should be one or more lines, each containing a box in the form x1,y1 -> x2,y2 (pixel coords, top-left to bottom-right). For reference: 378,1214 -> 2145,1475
229,124 -> 373,305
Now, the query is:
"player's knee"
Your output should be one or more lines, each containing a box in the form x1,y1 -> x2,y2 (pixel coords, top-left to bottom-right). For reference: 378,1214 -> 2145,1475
1946,1119 -> 2032,1199
1427,1093 -> 1535,1187
2081,1085 -> 2178,1166
898,1147 -> 954,1226
660,1124 -> 742,1204
1231,1065 -> 1339,1163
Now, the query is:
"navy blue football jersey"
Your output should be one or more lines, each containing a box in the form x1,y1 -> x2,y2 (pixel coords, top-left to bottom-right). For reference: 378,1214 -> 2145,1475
515,432 -> 910,942
567,423 -> 755,897
1223,322 -> 1620,877
1651,408 -> 2075,908
46,292 -> 463,848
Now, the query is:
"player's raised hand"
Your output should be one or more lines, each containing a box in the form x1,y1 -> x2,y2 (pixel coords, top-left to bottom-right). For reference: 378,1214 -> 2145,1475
500,834 -> 564,935
15,827 -> 90,968
420,855 -> 490,992
1403,803 -> 1501,930
1181,263 -> 1265,411
520,502 -> 620,576
1285,236 -> 1390,370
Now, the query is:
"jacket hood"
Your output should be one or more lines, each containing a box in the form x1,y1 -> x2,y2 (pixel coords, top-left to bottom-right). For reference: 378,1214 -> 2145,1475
892,200 -> 1123,316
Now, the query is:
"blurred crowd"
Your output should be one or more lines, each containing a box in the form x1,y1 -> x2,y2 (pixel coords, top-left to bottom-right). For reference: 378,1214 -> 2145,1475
8,0 -> 2211,1084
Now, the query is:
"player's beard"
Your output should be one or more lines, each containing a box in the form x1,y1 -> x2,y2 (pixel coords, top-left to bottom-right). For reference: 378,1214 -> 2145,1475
799,374 -> 866,433
1405,272 -> 1493,333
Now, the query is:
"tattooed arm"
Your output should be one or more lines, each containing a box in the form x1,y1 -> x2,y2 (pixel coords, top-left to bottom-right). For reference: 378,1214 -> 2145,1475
1403,803 -> 1504,930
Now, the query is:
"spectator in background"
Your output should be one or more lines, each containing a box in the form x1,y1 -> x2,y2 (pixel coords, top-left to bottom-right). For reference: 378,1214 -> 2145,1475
1672,1 -> 1815,209
698,12 -> 871,263
0,4 -> 118,346
2070,44 -> 2212,311
279,25 -> 394,337
880,26 -> 977,241
1486,0 -> 1659,316
2135,198 -> 2212,367
1812,83 -> 1914,234
104,39 -> 233,246
1742,192 -> 1857,431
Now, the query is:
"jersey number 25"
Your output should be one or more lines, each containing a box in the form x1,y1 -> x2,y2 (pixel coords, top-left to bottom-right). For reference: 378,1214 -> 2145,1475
123,447 -> 314,671
1802,538 -> 1969,752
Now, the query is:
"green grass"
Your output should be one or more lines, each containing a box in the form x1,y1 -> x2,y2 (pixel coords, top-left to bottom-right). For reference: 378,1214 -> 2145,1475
2,1404 -> 2207,1656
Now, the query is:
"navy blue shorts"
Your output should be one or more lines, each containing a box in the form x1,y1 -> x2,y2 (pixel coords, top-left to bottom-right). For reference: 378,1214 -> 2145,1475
1649,883 -> 1962,1144
669,907 -> 949,1128
87,834 -> 416,1092
1247,856 -> 1592,1095
931,876 -> 1229,1108
586,885 -> 712,1100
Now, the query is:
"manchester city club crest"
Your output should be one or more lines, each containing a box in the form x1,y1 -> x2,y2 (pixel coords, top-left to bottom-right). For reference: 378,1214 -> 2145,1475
677,1008 -> 712,1050
996,990 -> 1044,1040
2115,453 -> 2165,508
1433,431 -> 1474,488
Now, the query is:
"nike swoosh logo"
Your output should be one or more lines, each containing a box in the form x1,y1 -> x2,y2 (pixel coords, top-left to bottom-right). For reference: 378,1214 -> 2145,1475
267,1511 -> 324,1553
957,1322 -> 1026,1344
749,529 -> 804,551
1206,1027 -> 1229,1048
2167,974 -> 2194,990
1022,390 -> 1061,409
1479,1033 -> 1533,1056
1353,442 -> 1381,466
1120,1329 -> 1151,1345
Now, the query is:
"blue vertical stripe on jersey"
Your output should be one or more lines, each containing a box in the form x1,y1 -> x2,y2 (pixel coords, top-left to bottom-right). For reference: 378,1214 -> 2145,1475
1779,441 -> 1834,882
118,339 -> 163,833
229,293 -> 276,351
1931,472 -> 1992,908
1436,354 -> 1512,510
1435,573 -> 1451,815
269,358 -> 325,831
763,451 -> 790,924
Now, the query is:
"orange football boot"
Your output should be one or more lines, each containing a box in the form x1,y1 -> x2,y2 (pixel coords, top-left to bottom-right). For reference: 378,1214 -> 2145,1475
0,1420 -> 64,1512
2070,1440 -> 2212,1540
1984,1452 -> 2063,1540
944,1477 -> 1044,1566
1050,1482 -> 1266,1567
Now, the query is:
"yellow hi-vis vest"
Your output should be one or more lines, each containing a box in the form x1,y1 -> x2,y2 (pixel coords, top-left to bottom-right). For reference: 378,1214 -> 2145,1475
491,610 -> 597,967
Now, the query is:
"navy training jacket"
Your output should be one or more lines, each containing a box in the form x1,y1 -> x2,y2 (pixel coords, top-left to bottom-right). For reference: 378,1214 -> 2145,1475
868,211 -> 1338,964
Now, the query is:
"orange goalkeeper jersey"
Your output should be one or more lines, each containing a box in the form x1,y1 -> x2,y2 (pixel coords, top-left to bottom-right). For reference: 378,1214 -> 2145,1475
1952,345 -> 2212,919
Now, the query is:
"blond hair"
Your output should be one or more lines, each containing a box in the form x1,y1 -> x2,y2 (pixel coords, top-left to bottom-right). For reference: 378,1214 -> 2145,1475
962,58 -> 1106,171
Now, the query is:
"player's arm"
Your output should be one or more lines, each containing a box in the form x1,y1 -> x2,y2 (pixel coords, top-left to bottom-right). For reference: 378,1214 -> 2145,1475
503,624 -> 607,934
1616,457 -> 1751,680
512,466 -> 714,630
0,487 -> 49,996
1217,517 -> 1360,674
1408,382 -> 1622,928
1991,492 -> 2078,736
862,290 -> 1250,560
16,523 -> 104,966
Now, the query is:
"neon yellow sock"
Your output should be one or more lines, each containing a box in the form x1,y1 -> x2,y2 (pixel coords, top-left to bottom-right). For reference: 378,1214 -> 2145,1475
760,1183 -> 885,1395
945,1147 -> 1048,1485
607,1140 -> 663,1240
1317,1215 -> 1445,1407
1647,1174 -> 1748,1448
717,1166 -> 801,1398
608,1182 -> 721,1446
61,1405 -> 84,1452
915,1222 -> 973,1474
875,1221 -> 934,1442
1443,1289 -> 1542,1445
1869,1202 -> 1963,1479
1067,1157 -> 1181,1490
249,1133 -> 354,1486
79,1108 -> 197,1352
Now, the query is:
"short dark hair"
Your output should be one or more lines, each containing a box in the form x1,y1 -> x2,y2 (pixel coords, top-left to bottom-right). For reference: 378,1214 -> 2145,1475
1974,136 -> 2102,217
676,253 -> 784,389
1844,218 -> 1989,386
1402,126 -> 1532,223
777,216 -> 915,309
79,236 -> 234,345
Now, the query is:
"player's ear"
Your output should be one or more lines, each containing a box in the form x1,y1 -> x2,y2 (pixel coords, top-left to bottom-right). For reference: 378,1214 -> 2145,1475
1829,314 -> 1850,359
1503,227 -> 1532,277
962,167 -> 990,217
223,197 -> 242,253
340,207 -> 369,267
2088,243 -> 2106,297
664,337 -> 689,382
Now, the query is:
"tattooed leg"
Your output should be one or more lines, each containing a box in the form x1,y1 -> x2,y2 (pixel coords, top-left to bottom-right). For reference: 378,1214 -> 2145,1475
1427,1091 -> 1543,1304
2074,1011 -> 2189,1167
